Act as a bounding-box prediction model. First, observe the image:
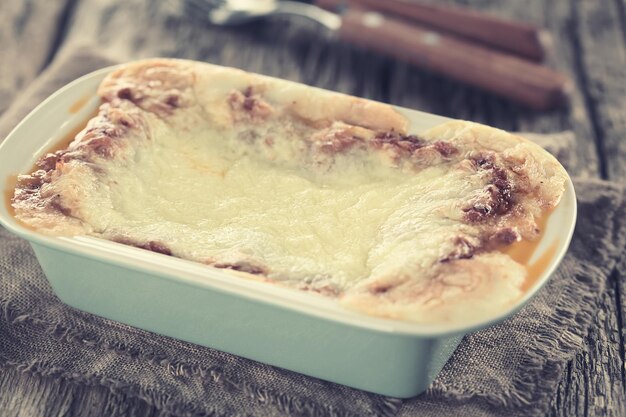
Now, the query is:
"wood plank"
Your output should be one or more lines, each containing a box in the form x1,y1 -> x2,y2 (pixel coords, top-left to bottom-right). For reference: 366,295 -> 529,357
617,258 -> 626,417
0,367 -> 76,417
0,0 -> 73,116
566,279 -> 626,417
568,0 -> 626,416
0,367 -> 171,417
573,0 -> 626,181
618,0 -> 626,46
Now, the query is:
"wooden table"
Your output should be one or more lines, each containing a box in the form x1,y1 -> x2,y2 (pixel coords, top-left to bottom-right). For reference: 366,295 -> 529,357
1,0 -> 625,415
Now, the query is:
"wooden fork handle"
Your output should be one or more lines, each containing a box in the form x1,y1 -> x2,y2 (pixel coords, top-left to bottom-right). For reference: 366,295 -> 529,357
336,9 -> 571,110
317,0 -> 550,62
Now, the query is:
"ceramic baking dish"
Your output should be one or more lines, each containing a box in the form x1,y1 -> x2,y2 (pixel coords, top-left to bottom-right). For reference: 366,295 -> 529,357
0,66 -> 577,398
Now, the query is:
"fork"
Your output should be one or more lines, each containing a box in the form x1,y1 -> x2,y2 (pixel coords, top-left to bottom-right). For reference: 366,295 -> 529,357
184,0 -> 571,110
186,0 -> 342,29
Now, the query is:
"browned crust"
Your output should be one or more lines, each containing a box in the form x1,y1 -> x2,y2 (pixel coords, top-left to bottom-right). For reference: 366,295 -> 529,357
340,121 -> 567,322
98,60 -> 196,117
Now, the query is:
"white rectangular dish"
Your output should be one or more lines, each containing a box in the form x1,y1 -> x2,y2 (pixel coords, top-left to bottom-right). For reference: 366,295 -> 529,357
0,65 -> 576,398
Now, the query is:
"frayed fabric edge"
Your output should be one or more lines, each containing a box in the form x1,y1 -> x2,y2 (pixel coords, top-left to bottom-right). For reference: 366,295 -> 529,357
0,298 -> 397,417
425,181 -> 626,415
0,358 -> 232,417
0,257 -> 606,417
426,260 -> 605,415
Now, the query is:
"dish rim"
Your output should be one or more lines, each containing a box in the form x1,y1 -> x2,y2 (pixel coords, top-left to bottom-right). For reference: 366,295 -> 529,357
0,63 -> 578,337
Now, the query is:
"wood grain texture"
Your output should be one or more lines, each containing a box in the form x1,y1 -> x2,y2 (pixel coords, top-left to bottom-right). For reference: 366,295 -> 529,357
0,367 -> 171,417
617,257 -> 626,414
572,0 -> 626,181
553,279 -> 626,417
0,0 -> 625,416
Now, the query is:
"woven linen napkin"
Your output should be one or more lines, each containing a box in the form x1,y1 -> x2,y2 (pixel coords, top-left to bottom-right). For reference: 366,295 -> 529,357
1,47 -> 625,417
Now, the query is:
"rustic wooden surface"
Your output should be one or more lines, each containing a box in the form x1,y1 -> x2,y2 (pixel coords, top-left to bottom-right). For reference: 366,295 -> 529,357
1,0 -> 625,415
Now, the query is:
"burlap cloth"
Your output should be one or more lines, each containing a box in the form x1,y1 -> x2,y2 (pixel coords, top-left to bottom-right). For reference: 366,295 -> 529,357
1,48 -> 625,417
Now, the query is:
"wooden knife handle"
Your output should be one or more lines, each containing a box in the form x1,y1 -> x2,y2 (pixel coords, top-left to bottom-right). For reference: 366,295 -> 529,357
337,9 -> 570,110
316,0 -> 550,62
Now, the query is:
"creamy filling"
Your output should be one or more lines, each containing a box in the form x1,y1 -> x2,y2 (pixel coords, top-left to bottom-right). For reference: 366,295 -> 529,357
63,118 -> 485,290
